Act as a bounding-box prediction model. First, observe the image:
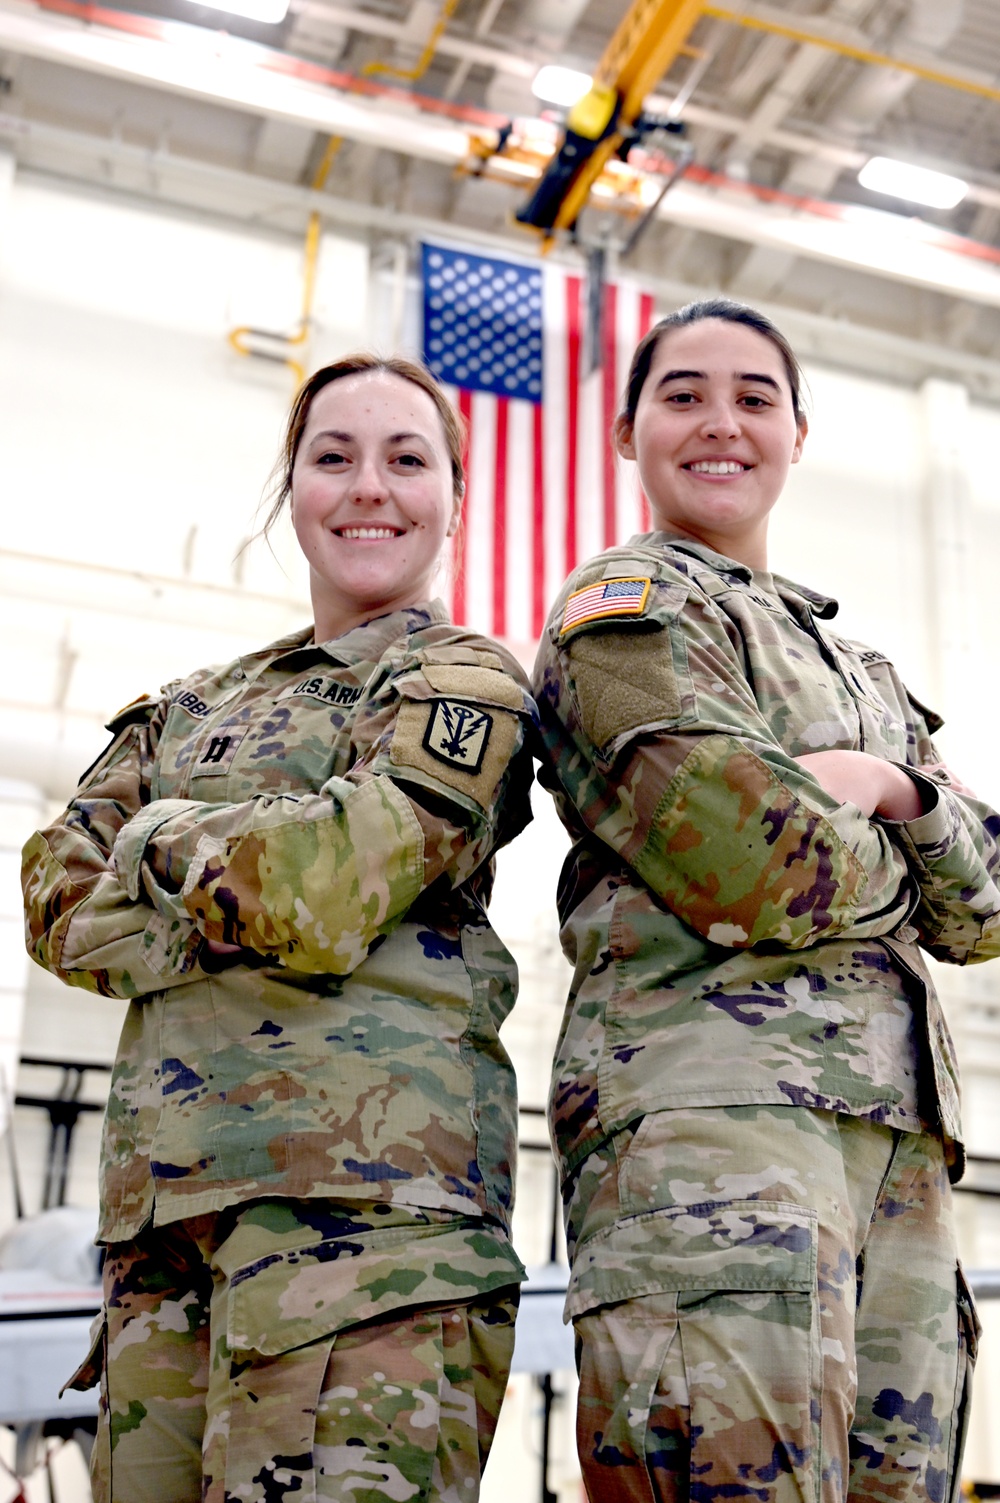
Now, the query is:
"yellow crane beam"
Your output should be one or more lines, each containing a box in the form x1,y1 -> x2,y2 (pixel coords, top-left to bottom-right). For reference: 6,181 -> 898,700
515,0 -> 703,241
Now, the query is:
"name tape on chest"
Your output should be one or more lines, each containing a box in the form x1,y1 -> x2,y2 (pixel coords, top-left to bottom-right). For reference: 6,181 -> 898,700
560,577 -> 650,634
282,675 -> 364,708
173,689 -> 215,720
422,699 -> 493,774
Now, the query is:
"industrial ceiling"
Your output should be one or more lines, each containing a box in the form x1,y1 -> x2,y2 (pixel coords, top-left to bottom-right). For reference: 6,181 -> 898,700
3,0 -> 1000,390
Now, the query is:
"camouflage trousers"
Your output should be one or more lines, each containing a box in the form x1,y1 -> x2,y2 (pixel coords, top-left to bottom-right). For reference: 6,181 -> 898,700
71,1200 -> 519,1502
565,1106 -> 979,1503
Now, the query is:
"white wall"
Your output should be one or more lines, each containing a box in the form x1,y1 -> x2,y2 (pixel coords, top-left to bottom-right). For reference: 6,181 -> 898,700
1,169 -> 1000,1496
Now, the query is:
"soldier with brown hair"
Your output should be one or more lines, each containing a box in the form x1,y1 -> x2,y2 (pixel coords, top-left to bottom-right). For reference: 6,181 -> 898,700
533,299 -> 1000,1503
22,355 -> 537,1502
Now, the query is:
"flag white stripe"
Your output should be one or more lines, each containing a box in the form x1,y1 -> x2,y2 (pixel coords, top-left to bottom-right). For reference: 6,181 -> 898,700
505,399 -> 535,646
541,267 -> 569,612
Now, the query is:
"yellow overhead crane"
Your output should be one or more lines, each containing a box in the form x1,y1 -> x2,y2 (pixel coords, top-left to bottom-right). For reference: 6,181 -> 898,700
514,0 -> 703,241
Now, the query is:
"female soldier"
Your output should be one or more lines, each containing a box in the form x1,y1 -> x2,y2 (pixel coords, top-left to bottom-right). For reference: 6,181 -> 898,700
533,299 -> 1000,1503
22,354 -> 536,1503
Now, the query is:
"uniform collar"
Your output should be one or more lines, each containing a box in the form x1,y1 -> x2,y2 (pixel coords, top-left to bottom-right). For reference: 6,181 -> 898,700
631,532 -> 840,621
235,599 -> 451,680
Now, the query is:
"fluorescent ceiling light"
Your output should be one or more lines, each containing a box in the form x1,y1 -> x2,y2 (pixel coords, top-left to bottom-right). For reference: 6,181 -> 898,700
185,0 -> 289,24
857,156 -> 967,210
531,65 -> 591,107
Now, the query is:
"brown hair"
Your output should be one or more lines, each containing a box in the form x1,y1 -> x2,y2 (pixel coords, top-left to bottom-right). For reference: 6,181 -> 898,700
261,353 -> 466,540
620,298 -> 807,431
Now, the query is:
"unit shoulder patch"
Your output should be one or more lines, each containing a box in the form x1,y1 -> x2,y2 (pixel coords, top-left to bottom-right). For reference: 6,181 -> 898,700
560,577 -> 650,635
422,699 -> 494,774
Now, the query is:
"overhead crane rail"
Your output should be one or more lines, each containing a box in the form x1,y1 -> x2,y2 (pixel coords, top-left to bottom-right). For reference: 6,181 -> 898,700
511,0 -> 1000,243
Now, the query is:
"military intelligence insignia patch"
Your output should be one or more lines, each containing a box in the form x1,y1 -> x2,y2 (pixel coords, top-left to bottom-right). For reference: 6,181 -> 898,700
422,699 -> 493,774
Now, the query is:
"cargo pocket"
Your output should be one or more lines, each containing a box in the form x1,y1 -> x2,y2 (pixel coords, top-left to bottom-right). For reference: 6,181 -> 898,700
570,1202 -> 821,1503
948,1262 -> 981,1500
61,1312 -> 104,1394
61,1316 -> 109,1501
218,1249 -> 462,1503
215,1254 -> 344,1503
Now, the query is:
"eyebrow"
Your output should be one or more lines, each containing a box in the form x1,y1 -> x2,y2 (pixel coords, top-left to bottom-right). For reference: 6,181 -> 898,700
657,368 -> 782,392
308,429 -> 428,444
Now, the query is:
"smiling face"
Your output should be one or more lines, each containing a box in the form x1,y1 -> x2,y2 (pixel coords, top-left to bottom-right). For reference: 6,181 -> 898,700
290,370 -> 462,642
615,318 -> 807,569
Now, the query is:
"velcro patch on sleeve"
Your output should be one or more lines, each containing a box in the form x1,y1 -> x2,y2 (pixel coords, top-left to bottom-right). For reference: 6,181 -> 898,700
570,630 -> 683,750
390,698 -> 520,809
560,577 -> 650,634
421,663 -> 525,710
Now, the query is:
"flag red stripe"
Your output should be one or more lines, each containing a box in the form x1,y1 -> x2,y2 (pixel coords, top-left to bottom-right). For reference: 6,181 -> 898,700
602,281 -> 619,551
637,292 -> 658,532
564,274 -> 582,576
454,387 -> 473,623
493,397 -> 509,638
532,402 -> 545,639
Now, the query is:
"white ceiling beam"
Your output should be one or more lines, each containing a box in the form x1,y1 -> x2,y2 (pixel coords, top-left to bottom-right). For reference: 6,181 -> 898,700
655,178 -> 1000,308
0,0 -> 471,160
286,0 -> 535,76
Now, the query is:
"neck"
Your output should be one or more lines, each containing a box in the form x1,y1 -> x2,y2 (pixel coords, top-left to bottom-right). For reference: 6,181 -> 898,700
659,521 -> 769,572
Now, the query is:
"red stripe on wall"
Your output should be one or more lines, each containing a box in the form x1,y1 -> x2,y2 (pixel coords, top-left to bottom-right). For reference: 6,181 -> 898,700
493,397 -> 508,638
564,274 -> 582,576
532,402 -> 546,640
454,387 -> 473,623
602,281 -> 619,551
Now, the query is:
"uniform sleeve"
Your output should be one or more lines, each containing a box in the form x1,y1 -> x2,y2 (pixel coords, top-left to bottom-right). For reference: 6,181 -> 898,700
861,663 -> 1000,963
113,655 -> 536,976
21,695 -> 210,999
534,573 -> 914,951
891,779 -> 1000,963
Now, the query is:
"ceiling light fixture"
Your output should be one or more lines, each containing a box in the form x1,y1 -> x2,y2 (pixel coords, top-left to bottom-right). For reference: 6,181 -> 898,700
857,156 -> 968,210
531,65 -> 592,108
184,0 -> 289,25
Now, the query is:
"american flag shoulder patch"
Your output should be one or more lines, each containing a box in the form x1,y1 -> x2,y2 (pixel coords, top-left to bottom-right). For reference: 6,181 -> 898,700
560,577 -> 651,635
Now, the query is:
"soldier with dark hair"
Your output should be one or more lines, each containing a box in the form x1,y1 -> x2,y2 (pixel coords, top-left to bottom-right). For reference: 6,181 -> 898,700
533,300 -> 999,1503
23,355 -> 537,1503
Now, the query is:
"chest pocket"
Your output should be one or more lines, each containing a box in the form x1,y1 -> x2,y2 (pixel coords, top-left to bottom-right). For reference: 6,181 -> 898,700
155,671 -> 367,803
215,672 -> 365,801
712,587 -> 862,755
824,636 -> 909,760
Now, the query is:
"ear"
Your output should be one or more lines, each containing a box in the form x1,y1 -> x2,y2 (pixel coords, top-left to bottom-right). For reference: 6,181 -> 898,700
791,415 -> 808,464
446,490 -> 463,538
614,413 -> 636,461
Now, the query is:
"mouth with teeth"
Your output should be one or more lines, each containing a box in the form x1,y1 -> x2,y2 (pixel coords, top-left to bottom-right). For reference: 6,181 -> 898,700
334,525 -> 405,540
684,460 -> 750,475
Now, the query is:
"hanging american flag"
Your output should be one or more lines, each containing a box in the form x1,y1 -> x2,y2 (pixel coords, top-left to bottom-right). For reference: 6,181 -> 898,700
420,242 -> 658,646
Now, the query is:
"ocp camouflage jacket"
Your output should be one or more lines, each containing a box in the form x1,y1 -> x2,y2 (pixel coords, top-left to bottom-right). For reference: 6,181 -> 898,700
533,535 -> 1000,1187
23,602 -> 537,1311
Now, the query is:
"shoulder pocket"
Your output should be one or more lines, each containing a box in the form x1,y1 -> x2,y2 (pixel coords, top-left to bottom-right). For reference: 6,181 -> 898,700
565,587 -> 694,759
388,662 -> 531,812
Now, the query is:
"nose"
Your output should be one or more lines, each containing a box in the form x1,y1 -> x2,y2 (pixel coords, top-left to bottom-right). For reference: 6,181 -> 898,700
698,397 -> 741,440
351,455 -> 386,504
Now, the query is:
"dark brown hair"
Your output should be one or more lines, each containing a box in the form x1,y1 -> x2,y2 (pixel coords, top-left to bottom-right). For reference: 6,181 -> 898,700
620,298 -> 807,431
261,353 -> 465,539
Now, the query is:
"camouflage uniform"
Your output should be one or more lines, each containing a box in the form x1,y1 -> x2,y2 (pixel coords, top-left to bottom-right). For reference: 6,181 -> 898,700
22,600 -> 536,1501
532,535 -> 1000,1503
